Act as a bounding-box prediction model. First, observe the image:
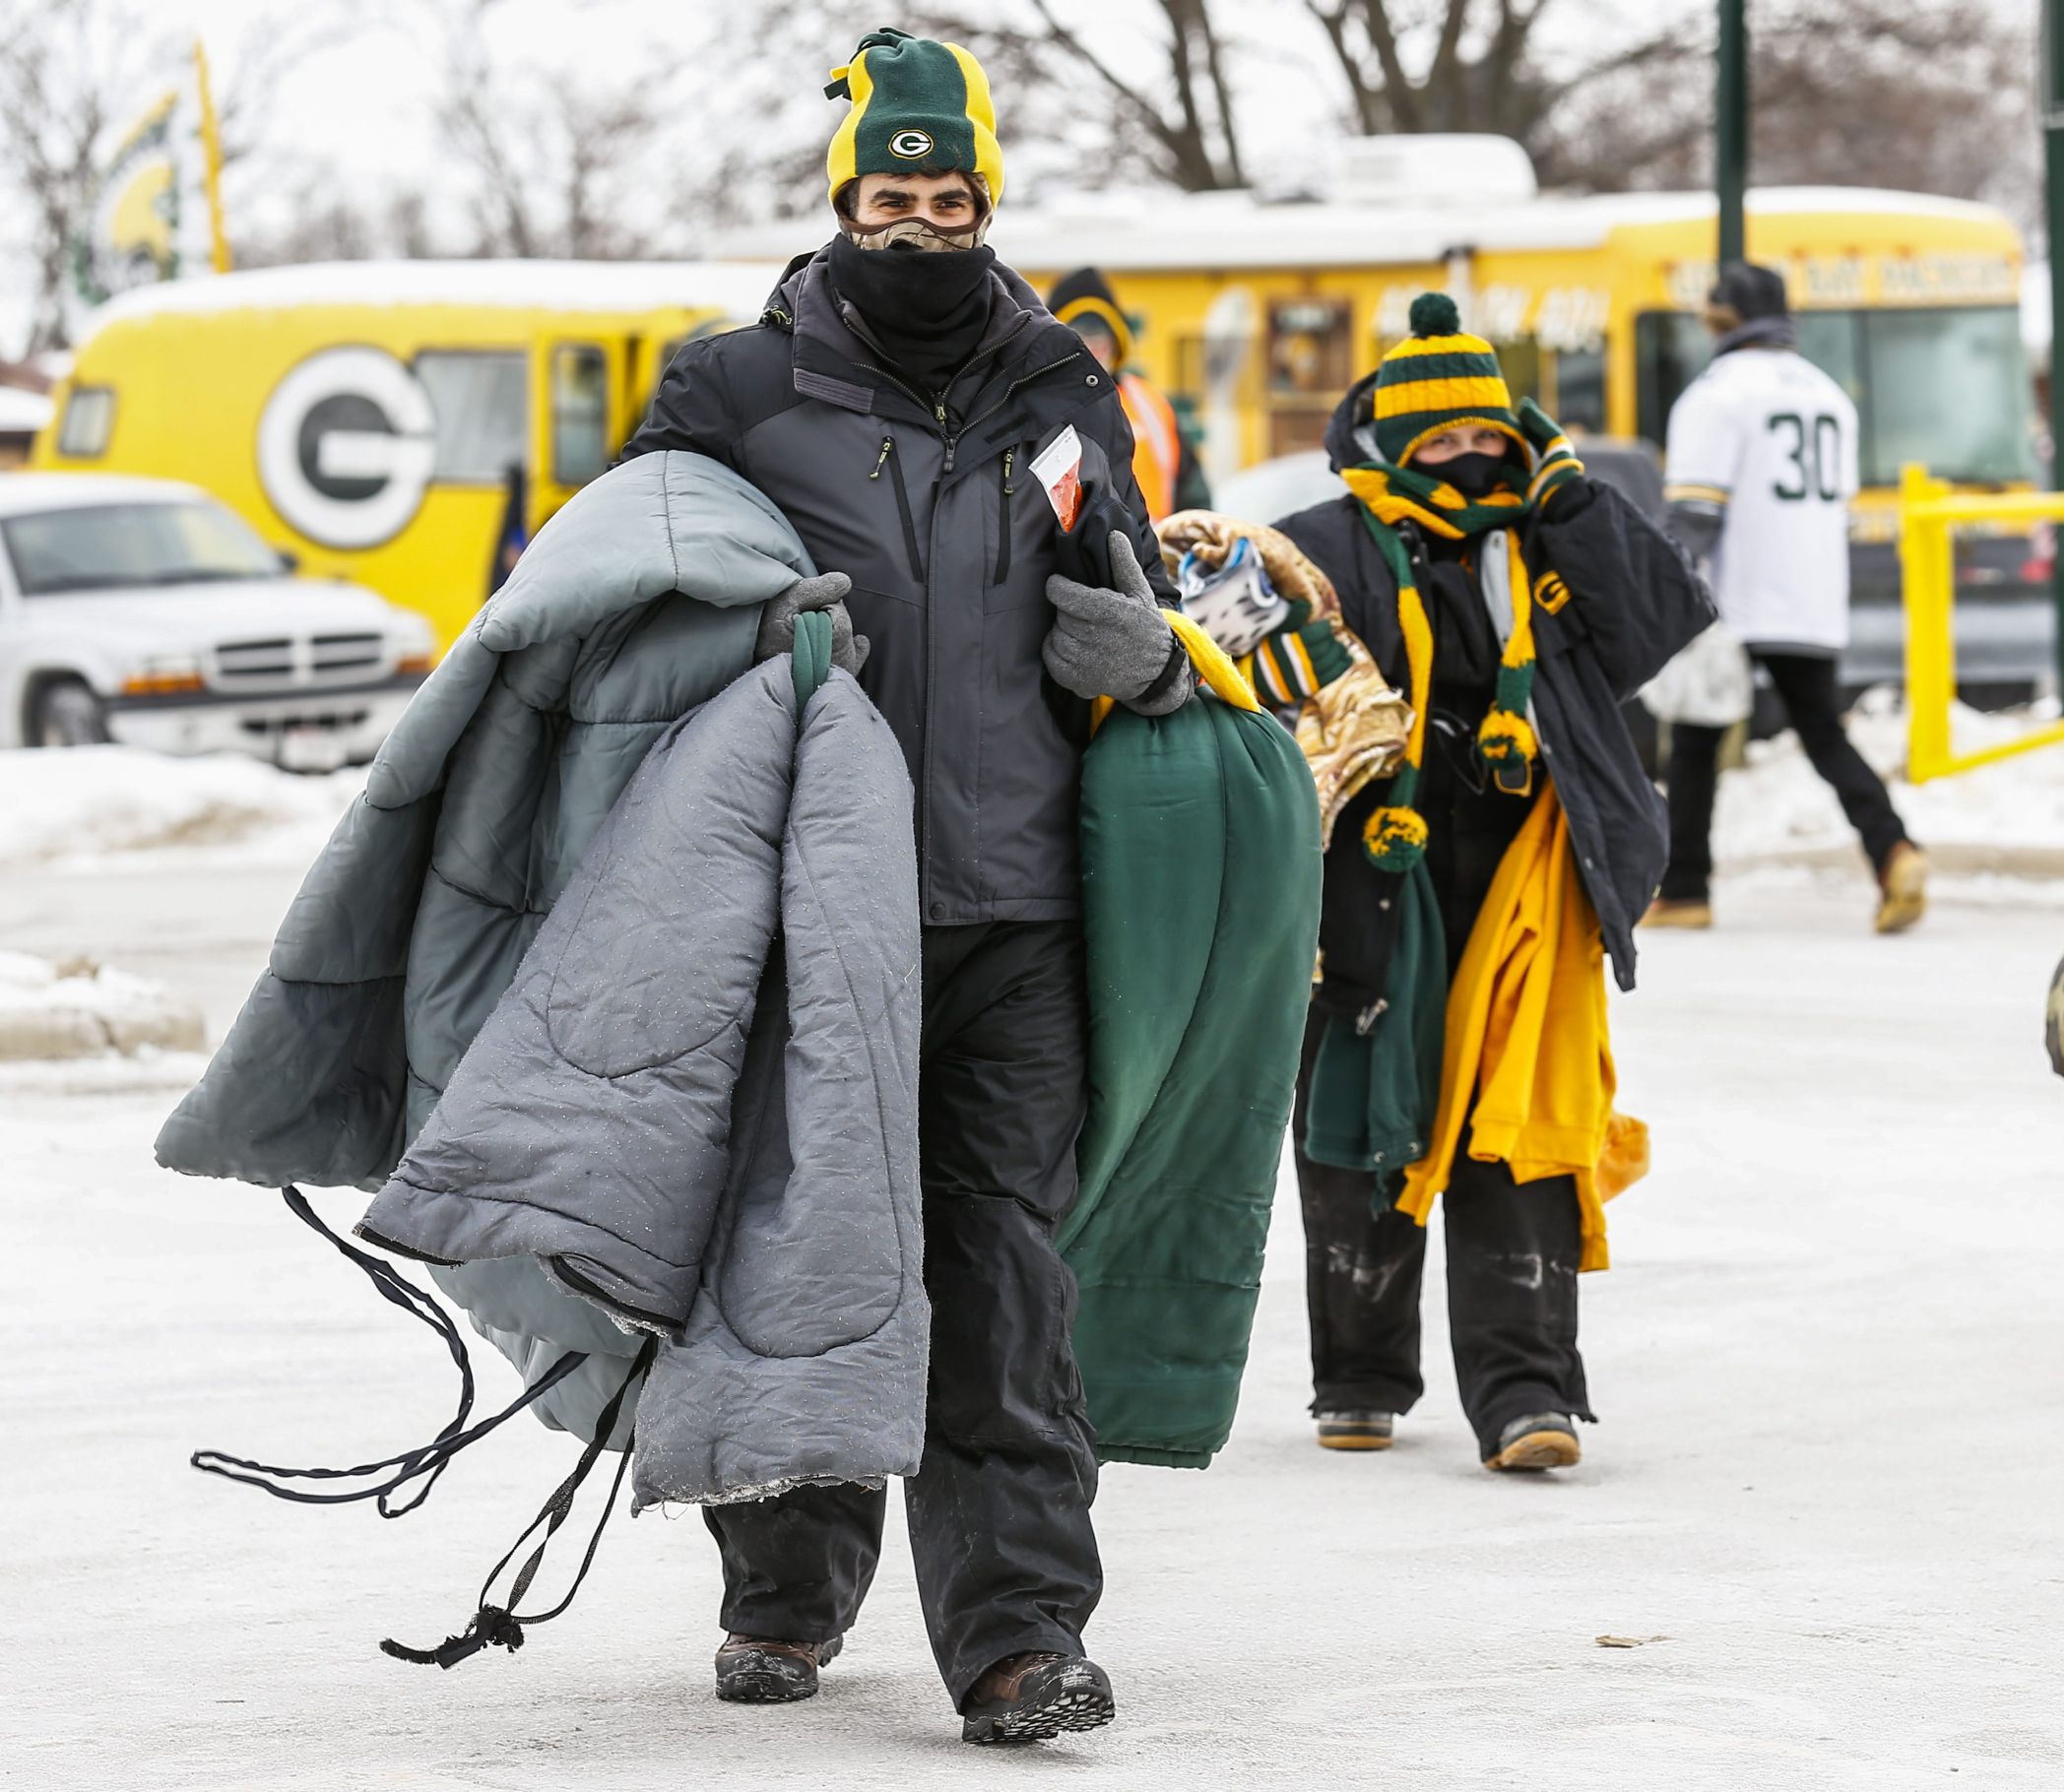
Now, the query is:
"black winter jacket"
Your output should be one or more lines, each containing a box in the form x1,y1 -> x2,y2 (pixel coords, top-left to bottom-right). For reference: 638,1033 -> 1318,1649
1275,373 -> 1712,1006
624,243 -> 1174,926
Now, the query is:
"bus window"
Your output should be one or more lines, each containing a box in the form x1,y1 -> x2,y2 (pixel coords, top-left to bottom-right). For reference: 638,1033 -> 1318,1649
1267,298 -> 1351,457
1795,311 -> 1864,411
1861,307 -> 2031,486
416,350 -> 528,481
1553,347 -> 1606,433
1635,311 -> 1709,446
551,344 -> 610,486
56,386 -> 115,458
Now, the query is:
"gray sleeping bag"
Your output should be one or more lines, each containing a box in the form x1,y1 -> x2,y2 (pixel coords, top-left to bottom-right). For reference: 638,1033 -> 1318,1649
158,452 -> 928,1508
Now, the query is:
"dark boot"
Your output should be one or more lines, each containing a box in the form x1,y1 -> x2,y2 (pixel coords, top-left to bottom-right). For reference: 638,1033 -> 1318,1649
960,1652 -> 1116,1744
713,1632 -> 843,1703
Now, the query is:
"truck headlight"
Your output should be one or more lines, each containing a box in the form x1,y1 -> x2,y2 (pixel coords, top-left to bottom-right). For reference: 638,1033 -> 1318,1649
121,657 -> 206,696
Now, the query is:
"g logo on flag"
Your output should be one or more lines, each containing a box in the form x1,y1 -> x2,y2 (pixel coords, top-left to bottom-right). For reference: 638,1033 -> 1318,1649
888,128 -> 934,160
256,347 -> 437,549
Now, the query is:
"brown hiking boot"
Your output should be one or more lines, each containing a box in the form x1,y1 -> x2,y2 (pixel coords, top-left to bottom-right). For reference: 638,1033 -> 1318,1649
1643,897 -> 1713,930
1874,843 -> 1928,934
714,1632 -> 842,1703
961,1651 -> 1115,1744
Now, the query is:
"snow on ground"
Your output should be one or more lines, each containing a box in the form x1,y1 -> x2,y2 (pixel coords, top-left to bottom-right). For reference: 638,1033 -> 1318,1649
0,950 -> 204,1060
1712,694 -> 2064,870
3,778 -> 2064,1788
0,746 -> 362,869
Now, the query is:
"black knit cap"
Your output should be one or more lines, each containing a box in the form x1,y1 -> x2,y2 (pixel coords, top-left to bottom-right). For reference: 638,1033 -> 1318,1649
1709,261 -> 1789,321
1046,267 -> 1133,363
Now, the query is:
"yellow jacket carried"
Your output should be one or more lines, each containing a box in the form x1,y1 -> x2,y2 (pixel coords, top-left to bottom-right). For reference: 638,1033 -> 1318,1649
1398,785 -> 1649,1271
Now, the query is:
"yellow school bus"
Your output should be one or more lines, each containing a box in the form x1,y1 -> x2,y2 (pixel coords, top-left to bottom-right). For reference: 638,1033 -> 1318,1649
33,260 -> 781,646
933,147 -> 2038,684
981,166 -> 2032,501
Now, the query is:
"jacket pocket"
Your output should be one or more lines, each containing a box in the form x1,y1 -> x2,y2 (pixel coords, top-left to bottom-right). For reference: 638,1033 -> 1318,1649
994,445 -> 1017,585
874,432 -> 925,582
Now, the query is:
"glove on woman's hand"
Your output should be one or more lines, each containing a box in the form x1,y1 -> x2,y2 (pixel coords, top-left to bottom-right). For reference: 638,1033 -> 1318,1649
1044,531 -> 1193,716
1516,397 -> 1586,515
757,571 -> 869,675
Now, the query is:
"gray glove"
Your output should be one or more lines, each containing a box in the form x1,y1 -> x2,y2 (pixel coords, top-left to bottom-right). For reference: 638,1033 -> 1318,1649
757,571 -> 868,675
1043,531 -> 1193,716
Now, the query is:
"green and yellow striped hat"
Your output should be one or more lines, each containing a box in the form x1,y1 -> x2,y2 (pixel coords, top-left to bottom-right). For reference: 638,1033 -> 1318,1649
1374,291 -> 1523,467
825,28 -> 1004,213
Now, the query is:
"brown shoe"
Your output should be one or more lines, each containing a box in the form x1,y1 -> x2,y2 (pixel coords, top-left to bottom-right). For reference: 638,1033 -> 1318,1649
1874,843 -> 1928,934
714,1632 -> 842,1703
961,1651 -> 1116,1744
1316,1410 -> 1394,1451
1643,897 -> 1713,929
1485,1412 -> 1582,1472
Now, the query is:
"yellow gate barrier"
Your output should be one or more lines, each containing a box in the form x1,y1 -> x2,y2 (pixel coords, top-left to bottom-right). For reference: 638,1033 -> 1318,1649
1899,462 -> 2064,783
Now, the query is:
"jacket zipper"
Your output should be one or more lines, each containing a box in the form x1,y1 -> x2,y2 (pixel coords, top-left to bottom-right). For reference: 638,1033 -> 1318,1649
994,447 -> 1015,584
913,347 -> 1083,922
879,433 -> 925,582
940,350 -> 1082,477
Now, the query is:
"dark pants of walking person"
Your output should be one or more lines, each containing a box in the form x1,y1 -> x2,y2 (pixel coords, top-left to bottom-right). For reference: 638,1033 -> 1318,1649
704,919 -> 1102,1708
1660,649 -> 1910,903
1291,1010 -> 1592,1461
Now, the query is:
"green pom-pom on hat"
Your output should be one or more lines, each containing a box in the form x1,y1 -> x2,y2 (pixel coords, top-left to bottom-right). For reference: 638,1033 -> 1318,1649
1408,291 -> 1461,338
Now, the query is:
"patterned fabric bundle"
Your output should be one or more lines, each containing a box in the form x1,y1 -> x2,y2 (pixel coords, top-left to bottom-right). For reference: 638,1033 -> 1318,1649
1157,509 -> 1411,849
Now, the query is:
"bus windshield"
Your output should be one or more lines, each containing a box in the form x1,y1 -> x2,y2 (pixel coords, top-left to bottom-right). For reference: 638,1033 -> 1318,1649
1638,305 -> 2034,488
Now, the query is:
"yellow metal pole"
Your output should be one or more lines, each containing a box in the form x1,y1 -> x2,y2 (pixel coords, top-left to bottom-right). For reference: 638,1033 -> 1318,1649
1900,462 -> 1954,783
193,39 -> 231,274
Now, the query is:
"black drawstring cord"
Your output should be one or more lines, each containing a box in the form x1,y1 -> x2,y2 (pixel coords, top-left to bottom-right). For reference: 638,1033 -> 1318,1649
190,1185 -> 588,1518
380,1333 -> 656,1669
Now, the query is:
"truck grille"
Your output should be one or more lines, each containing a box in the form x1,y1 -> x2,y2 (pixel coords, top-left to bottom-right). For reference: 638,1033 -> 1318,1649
213,633 -> 389,690
215,637 -> 294,682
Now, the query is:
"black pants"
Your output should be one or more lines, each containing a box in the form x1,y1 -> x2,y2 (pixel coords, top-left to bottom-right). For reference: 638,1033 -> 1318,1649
1291,1012 -> 1591,1460
1661,649 -> 1910,903
703,920 -> 1101,1708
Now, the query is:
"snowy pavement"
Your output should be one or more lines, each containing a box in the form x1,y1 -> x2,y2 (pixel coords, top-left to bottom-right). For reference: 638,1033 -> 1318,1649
5,750 -> 2064,1789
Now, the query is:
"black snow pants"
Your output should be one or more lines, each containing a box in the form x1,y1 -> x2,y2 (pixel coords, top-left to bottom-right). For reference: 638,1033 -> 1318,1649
1660,648 -> 1911,902
1291,1013 -> 1593,1459
703,919 -> 1101,1708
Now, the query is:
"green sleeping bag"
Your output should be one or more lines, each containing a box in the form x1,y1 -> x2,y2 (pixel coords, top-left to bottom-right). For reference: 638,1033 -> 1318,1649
1063,619 -> 1323,1467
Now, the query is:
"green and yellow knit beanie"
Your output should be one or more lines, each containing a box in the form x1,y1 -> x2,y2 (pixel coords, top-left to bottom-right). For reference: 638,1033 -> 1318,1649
1373,292 -> 1523,468
824,28 -> 1004,214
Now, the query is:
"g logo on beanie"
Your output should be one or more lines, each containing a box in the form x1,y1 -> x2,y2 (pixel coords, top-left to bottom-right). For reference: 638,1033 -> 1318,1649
889,128 -> 934,159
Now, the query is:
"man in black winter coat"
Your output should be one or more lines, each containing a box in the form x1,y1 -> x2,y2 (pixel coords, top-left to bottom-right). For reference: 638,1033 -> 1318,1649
621,28 -> 1188,1746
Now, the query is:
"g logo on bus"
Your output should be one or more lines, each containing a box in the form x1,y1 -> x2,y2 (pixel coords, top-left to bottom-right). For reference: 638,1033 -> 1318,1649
888,128 -> 934,160
257,347 -> 436,549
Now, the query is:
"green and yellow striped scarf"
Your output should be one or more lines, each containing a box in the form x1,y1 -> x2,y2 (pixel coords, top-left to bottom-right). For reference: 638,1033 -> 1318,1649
1338,458 -> 1541,871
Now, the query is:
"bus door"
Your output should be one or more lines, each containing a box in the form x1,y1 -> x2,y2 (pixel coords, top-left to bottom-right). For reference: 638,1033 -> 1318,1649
533,337 -> 622,531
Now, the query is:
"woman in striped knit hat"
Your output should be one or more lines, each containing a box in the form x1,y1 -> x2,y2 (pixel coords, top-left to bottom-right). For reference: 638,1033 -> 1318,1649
1241,293 -> 1709,1472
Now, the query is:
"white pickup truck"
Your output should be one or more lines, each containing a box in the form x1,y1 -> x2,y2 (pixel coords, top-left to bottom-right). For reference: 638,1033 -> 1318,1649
0,473 -> 435,769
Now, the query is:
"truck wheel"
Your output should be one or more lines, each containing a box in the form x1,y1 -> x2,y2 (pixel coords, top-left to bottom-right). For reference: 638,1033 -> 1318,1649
30,678 -> 110,747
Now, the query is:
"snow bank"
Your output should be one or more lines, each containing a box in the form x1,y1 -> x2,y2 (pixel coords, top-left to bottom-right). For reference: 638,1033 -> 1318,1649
0,746 -> 362,866
1712,691 -> 2064,866
0,950 -> 204,1060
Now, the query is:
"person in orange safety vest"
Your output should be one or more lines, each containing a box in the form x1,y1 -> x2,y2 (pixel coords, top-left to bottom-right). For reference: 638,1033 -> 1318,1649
1046,267 -> 1211,523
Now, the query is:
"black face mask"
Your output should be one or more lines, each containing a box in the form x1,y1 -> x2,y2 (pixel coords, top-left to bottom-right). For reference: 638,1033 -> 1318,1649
1426,449 -> 1513,498
827,233 -> 997,397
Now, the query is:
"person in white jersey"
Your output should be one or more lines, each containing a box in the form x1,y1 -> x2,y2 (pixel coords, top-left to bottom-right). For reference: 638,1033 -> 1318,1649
1649,262 -> 1927,934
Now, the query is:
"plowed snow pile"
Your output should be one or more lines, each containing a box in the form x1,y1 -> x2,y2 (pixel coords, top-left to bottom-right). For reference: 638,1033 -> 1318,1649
0,951 -> 205,1059
0,746 -> 362,865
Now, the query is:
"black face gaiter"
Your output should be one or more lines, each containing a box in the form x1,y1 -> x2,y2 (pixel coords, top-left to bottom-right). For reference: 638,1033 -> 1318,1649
828,233 -> 997,398
1430,450 -> 1514,498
